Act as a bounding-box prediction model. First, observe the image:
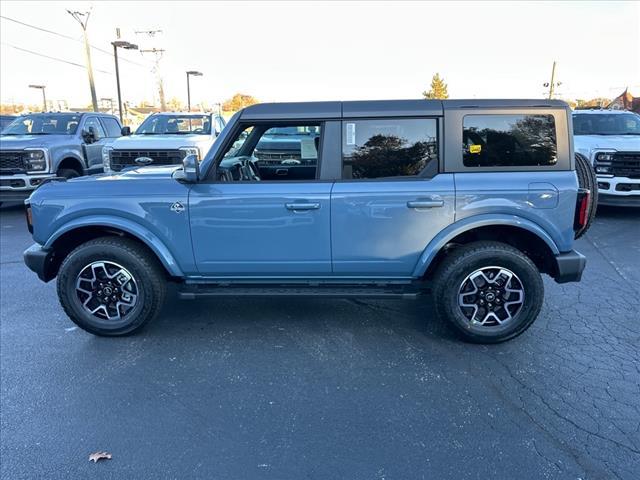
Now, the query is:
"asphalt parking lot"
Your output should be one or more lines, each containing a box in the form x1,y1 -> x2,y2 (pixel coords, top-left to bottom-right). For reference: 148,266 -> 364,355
0,203 -> 638,480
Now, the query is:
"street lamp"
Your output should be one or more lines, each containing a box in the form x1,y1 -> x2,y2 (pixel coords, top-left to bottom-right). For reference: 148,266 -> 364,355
29,84 -> 47,112
186,71 -> 203,112
112,40 -> 138,123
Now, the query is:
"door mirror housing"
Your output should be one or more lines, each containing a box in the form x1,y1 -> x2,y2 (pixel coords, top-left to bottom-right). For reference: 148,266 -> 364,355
82,127 -> 96,144
183,154 -> 200,182
121,126 -> 131,136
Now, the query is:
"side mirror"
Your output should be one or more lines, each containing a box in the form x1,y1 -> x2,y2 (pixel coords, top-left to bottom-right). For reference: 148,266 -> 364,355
82,127 -> 96,144
121,126 -> 131,136
183,154 -> 200,182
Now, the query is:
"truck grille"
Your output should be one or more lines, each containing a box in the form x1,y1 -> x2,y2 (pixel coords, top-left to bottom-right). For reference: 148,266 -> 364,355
0,151 -> 27,174
110,149 -> 184,171
611,152 -> 640,179
254,151 -> 302,165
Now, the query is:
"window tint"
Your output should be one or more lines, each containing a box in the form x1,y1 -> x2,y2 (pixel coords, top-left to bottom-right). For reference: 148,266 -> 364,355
463,114 -> 557,167
84,117 -> 106,139
342,119 -> 438,179
218,123 -> 321,181
101,117 -> 122,137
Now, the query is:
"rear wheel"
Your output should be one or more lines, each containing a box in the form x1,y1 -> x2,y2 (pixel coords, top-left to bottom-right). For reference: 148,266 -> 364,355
57,237 -> 166,336
432,241 -> 544,343
574,153 -> 598,239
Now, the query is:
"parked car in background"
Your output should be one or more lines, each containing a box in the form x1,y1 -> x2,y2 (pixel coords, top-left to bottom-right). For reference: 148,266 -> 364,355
23,99 -> 596,344
0,114 -> 18,131
573,109 -> 640,206
103,112 -> 226,172
253,126 -> 321,180
0,112 -> 122,204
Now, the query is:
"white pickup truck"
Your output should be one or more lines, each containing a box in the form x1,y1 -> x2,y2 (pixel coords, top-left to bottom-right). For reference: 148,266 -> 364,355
572,109 -> 640,207
103,112 -> 225,172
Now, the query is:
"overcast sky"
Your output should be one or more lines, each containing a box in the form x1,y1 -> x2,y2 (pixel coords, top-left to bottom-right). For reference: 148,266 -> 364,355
1,0 -> 638,108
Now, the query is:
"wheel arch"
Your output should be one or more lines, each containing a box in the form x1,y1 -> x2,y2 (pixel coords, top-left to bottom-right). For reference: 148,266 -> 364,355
56,156 -> 85,175
44,217 -> 184,279
414,215 -> 560,279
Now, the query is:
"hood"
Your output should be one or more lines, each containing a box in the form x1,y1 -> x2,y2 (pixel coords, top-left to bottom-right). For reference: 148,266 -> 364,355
0,134 -> 73,149
574,135 -> 640,157
81,164 -> 182,181
111,134 -> 213,151
256,135 -> 306,151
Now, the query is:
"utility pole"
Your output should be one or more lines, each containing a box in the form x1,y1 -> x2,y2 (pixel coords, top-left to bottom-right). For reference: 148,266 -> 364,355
140,48 -> 167,111
136,29 -> 167,111
67,9 -> 98,111
544,61 -> 562,100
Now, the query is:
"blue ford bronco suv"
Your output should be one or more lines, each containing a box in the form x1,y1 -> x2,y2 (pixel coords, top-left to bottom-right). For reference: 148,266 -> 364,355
23,100 -> 596,343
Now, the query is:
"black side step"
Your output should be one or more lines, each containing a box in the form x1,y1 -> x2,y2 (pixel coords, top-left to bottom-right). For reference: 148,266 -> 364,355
178,284 -> 424,300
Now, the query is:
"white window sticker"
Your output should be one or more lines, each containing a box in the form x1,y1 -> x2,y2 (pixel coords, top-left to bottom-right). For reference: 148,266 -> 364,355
346,123 -> 356,146
300,138 -> 317,159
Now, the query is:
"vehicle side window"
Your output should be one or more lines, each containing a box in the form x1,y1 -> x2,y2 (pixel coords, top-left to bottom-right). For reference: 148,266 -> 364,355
463,114 -> 557,167
341,118 -> 438,180
100,117 -> 122,137
83,117 -> 106,139
217,123 -> 322,181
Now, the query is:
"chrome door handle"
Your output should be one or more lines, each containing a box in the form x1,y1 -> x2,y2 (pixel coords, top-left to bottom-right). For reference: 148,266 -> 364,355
407,199 -> 444,209
285,202 -> 321,211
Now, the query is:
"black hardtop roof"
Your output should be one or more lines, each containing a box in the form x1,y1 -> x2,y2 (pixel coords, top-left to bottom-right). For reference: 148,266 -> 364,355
240,99 -> 569,120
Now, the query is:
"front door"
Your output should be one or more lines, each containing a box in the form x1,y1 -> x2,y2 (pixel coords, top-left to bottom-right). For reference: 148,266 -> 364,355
81,116 -> 108,173
331,117 -> 455,276
189,121 -> 332,276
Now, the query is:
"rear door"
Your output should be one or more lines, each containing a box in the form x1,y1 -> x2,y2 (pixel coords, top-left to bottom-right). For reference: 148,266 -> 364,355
331,117 -> 455,276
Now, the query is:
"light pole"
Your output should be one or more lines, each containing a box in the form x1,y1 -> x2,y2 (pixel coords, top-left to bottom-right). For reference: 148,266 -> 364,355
112,40 -> 139,123
29,84 -> 47,112
67,10 -> 98,112
186,71 -> 203,112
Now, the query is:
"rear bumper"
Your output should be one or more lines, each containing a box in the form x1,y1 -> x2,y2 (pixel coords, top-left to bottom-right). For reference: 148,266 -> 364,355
23,243 -> 56,282
553,250 -> 586,284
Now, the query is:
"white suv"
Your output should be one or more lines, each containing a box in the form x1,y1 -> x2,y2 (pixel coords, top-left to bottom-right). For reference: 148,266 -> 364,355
573,109 -> 640,207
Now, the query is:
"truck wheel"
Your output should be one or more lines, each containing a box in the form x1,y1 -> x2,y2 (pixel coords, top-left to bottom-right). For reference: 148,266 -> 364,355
57,237 -> 166,336
57,168 -> 80,180
574,153 -> 598,239
432,241 -> 544,344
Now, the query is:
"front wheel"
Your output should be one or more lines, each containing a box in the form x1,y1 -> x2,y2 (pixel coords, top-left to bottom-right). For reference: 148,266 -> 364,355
432,241 -> 544,343
57,237 -> 166,336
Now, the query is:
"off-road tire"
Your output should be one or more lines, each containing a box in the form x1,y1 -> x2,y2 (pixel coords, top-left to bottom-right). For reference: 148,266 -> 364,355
57,168 -> 80,180
574,152 -> 598,239
57,237 -> 166,336
432,241 -> 544,344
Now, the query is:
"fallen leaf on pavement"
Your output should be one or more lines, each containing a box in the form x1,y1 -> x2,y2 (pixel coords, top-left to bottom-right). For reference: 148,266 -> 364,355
88,451 -> 112,463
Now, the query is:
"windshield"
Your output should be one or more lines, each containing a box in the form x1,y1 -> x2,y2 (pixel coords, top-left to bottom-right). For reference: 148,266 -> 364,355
136,114 -> 211,135
573,113 -> 640,135
1,113 -> 81,135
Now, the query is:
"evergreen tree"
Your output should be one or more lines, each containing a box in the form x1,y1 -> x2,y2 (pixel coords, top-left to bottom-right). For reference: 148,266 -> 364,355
423,73 -> 449,99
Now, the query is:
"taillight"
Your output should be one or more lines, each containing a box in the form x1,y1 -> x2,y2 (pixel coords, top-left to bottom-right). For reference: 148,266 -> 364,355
573,188 -> 590,233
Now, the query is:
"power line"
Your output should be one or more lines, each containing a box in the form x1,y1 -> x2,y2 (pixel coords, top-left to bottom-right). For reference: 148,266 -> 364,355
1,42 -> 113,75
0,15 -> 149,68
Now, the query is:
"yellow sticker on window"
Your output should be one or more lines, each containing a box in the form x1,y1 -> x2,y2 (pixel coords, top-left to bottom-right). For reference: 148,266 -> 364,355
470,144 -> 482,154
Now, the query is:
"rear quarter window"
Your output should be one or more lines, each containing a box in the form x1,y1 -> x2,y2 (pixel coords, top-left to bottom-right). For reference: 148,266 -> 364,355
463,114 -> 557,167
